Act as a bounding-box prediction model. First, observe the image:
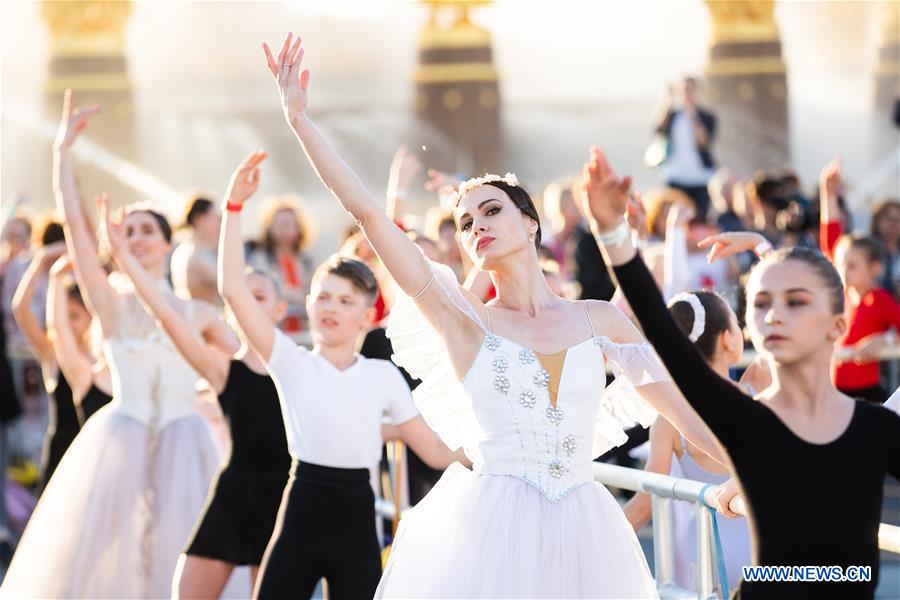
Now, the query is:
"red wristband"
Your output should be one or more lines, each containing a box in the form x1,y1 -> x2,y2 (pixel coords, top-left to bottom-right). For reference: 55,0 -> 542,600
225,201 -> 243,213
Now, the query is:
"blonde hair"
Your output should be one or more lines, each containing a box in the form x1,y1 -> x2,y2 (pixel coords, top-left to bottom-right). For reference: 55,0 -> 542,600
642,187 -> 694,238
258,194 -> 316,255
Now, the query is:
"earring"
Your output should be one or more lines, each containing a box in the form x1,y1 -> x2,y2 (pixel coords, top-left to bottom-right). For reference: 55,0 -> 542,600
528,233 -> 535,242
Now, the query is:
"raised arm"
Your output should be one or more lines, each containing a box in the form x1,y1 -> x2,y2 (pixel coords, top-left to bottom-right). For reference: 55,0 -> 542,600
818,158 -> 842,260
261,34 -> 473,345
386,146 -> 422,223
99,194 -> 230,392
11,243 -> 66,365
219,152 -> 279,360
577,147 -> 755,455
53,90 -> 119,334
46,257 -> 94,397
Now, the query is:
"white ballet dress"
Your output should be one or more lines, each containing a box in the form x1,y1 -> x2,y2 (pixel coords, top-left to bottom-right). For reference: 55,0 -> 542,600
376,263 -> 666,599
0,281 -> 237,598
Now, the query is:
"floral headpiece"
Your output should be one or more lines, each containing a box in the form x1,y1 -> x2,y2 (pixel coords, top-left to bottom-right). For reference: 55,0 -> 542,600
448,172 -> 519,206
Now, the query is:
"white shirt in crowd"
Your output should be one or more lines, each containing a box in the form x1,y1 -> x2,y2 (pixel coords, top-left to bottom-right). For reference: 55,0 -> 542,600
662,110 -> 714,186
267,329 -> 419,472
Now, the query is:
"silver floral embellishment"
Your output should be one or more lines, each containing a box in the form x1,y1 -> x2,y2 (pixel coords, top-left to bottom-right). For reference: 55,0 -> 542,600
562,435 -> 577,456
548,460 -> 566,479
519,390 -> 536,409
484,334 -> 502,351
533,368 -> 551,387
494,374 -> 510,395
492,355 -> 508,373
545,405 -> 564,425
518,348 -> 536,365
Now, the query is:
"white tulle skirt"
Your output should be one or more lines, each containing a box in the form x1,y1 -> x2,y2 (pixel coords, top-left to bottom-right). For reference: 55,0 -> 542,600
377,463 -> 659,599
0,406 -> 239,599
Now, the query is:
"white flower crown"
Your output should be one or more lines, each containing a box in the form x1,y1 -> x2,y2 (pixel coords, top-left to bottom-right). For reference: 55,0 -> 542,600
447,172 -> 519,205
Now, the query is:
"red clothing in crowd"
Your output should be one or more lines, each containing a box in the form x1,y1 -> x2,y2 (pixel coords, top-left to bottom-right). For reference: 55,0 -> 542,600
834,288 -> 900,390
820,219 -> 842,261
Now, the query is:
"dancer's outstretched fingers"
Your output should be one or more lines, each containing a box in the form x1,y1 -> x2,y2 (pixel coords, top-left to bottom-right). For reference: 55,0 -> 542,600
262,43 -> 278,77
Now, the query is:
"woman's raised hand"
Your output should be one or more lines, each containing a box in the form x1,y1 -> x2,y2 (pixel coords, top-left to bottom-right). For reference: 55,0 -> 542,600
262,33 -> 311,122
224,150 -> 268,207
54,89 -> 100,151
96,193 -> 127,257
697,231 -> 768,263
819,158 -> 841,200
576,146 -> 632,233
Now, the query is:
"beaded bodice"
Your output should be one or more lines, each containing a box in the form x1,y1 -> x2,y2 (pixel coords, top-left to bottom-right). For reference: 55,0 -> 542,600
102,285 -> 201,429
386,260 -> 666,504
463,333 -> 608,501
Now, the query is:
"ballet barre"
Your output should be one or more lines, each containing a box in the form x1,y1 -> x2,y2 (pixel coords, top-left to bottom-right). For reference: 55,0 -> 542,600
374,464 -> 898,599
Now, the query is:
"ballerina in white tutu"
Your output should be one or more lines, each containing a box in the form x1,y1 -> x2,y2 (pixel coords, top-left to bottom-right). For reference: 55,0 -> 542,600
262,33 -> 727,598
0,91 -> 242,598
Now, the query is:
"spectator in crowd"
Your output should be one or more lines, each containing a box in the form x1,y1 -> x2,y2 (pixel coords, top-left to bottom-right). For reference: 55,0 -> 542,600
543,178 -> 615,301
871,199 -> 900,295
654,77 -> 717,218
707,168 -> 745,233
248,195 -> 315,336
170,195 -> 221,305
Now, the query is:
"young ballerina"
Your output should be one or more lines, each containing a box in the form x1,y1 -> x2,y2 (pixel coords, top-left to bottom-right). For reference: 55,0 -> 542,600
0,91 -> 235,598
260,33 -> 729,598
219,149 -> 467,599
623,290 -> 751,592
98,189 -> 290,597
10,242 -> 79,492
45,256 -> 112,426
582,146 -> 900,598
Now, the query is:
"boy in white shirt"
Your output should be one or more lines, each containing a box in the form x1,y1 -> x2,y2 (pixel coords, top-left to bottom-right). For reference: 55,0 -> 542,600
218,151 -> 467,599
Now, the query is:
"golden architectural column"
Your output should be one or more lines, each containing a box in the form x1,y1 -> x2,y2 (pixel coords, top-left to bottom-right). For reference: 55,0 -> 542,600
414,0 -> 500,174
873,0 -> 899,168
41,1 -> 135,200
704,0 -> 789,173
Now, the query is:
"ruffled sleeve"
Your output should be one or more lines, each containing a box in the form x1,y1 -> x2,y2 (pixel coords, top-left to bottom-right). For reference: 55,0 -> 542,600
385,261 -> 485,464
591,337 -> 671,458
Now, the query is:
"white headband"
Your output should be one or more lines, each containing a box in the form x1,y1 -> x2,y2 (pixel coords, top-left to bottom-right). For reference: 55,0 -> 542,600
447,172 -> 519,205
668,292 -> 706,342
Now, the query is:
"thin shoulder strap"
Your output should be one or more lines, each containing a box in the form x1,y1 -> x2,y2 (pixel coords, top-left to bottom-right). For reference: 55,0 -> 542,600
484,306 -> 493,334
582,301 -> 597,337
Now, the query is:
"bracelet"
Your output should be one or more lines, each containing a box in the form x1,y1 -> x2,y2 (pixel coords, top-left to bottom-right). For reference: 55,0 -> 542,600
225,201 -> 243,213
754,239 -> 773,257
595,219 -> 630,246
412,274 -> 436,299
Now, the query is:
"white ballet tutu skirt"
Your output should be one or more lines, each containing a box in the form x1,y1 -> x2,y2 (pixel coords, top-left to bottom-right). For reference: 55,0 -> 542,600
0,406 -> 222,598
377,463 -> 659,599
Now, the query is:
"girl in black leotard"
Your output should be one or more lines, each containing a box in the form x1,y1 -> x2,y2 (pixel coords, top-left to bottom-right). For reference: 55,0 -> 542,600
12,249 -> 112,493
580,146 -> 900,599
105,214 -> 290,596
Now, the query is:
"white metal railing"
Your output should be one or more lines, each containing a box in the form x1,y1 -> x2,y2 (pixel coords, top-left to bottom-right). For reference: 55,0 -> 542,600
592,462 -> 900,598
376,463 -> 900,600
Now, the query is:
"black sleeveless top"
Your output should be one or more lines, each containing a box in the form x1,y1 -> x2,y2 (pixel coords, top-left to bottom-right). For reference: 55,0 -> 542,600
39,370 -> 81,492
48,372 -> 80,441
219,360 -> 290,470
77,383 -> 113,426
